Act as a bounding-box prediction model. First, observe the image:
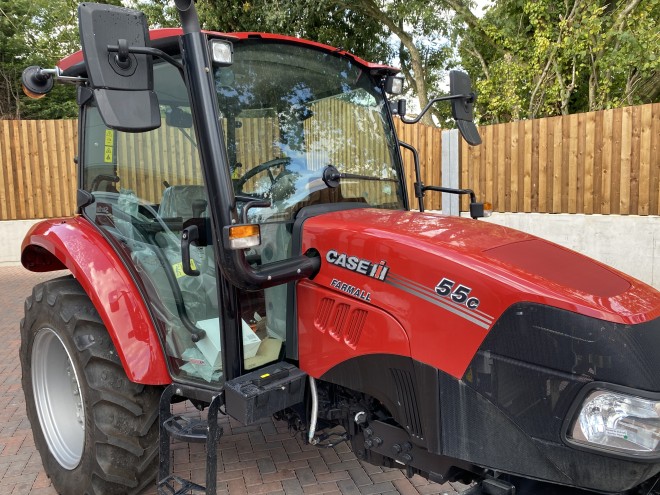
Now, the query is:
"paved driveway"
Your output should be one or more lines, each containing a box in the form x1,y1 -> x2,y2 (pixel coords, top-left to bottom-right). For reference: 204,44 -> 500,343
0,265 -> 462,495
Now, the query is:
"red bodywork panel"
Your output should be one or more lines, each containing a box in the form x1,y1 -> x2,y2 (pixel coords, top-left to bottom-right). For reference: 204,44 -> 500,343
22,217 -> 170,385
57,29 -> 398,74
298,209 -> 660,379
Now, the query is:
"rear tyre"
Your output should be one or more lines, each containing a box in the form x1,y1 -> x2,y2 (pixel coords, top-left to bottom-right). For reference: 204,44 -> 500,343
20,276 -> 161,494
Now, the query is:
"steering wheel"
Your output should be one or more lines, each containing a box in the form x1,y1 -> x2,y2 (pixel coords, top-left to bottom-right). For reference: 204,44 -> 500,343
233,157 -> 291,193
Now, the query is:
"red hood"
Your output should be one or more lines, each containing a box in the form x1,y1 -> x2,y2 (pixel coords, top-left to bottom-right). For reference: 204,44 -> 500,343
301,208 -> 660,325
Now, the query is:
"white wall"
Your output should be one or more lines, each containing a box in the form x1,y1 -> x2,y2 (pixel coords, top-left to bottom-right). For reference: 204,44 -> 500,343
2,214 -> 659,289
481,213 -> 660,290
0,219 -> 42,265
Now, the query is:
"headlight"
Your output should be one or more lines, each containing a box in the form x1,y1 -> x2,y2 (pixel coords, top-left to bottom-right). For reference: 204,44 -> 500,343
568,388 -> 660,456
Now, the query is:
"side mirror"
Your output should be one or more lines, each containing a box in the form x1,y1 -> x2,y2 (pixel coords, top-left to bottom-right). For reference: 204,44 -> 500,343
449,71 -> 481,146
79,3 -> 160,132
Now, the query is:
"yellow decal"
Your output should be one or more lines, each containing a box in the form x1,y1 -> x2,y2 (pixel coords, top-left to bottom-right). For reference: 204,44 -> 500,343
104,129 -> 114,146
172,259 -> 197,278
103,130 -> 114,163
103,147 -> 113,163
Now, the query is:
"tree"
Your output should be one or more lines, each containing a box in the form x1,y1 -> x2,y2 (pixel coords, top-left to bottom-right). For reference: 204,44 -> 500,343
456,0 -> 660,123
0,0 -> 122,119
333,0 -> 459,126
196,0 -> 459,126
195,0 -> 392,65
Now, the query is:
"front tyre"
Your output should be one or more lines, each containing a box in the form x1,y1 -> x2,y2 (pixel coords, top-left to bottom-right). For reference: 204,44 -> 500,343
20,276 -> 161,494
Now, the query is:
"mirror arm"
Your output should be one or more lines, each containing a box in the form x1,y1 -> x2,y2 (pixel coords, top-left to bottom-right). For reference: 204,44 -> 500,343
107,44 -> 183,72
240,199 -> 272,223
422,185 -> 477,204
399,141 -> 425,212
400,93 -> 475,124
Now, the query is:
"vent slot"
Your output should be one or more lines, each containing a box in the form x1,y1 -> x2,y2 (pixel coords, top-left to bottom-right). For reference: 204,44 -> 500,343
344,309 -> 368,348
314,297 -> 335,332
328,303 -> 350,340
390,368 -> 424,439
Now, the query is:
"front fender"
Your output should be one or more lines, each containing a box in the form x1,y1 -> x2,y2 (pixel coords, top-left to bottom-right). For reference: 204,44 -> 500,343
21,217 -> 170,385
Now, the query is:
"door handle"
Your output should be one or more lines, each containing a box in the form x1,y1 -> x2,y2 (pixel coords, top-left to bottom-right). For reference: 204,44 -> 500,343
181,225 -> 200,276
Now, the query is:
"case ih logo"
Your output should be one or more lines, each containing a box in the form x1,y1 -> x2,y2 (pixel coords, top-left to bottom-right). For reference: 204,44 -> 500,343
325,250 -> 389,281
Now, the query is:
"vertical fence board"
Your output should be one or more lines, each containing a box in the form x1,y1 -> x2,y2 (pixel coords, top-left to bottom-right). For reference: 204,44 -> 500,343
552,116 -> 562,212
593,112 -> 604,214
20,121 -> 35,219
650,105 -> 660,216
509,122 -> 518,212
619,107 -> 632,215
629,106 -> 642,214
639,105 -> 653,215
567,113 -> 578,213
610,108 -> 623,215
523,120 -> 533,212
538,118 -> 547,212
0,122 -> 10,219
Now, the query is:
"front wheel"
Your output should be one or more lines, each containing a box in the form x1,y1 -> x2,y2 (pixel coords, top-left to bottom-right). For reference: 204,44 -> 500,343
20,276 -> 161,494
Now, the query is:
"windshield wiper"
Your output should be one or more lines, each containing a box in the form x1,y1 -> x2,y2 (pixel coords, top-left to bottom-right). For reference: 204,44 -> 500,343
322,164 -> 398,188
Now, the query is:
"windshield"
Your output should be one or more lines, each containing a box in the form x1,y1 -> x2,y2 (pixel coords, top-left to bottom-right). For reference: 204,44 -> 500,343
215,40 -> 405,220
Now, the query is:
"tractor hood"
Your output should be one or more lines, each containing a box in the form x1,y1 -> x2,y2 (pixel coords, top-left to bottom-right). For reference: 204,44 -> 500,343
300,208 -> 660,378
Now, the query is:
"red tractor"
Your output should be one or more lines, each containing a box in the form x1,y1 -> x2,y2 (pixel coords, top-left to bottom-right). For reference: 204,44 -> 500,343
19,2 -> 660,494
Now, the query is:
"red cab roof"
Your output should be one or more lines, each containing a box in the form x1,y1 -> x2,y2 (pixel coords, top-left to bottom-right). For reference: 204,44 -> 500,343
58,28 -> 399,74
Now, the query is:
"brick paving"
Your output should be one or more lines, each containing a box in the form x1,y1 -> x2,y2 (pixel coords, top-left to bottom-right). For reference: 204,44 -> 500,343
0,265 -> 463,494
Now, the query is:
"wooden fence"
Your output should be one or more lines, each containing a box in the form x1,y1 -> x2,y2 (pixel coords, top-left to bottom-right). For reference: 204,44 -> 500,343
0,103 -> 658,220
0,119 -> 78,220
461,102 -> 660,215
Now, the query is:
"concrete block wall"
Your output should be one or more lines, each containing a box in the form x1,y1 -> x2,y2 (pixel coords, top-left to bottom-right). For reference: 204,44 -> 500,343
2,214 -> 659,289
0,220 -> 41,265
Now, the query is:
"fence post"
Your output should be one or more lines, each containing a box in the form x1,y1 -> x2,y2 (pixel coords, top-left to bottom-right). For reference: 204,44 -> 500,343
441,128 -> 460,215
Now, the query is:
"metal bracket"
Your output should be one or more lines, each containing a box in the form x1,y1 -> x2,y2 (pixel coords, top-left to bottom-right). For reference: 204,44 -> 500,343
158,385 -> 223,495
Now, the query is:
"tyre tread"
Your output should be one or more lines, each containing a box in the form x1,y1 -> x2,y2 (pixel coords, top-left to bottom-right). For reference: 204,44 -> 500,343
21,275 -> 161,495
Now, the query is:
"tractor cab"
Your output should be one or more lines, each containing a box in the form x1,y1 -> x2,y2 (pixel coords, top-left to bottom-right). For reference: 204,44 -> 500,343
71,28 -> 410,388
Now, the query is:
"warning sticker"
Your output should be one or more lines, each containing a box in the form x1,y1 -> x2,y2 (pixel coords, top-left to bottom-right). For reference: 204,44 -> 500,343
104,130 -> 114,146
104,130 -> 114,163
172,260 -> 197,278
103,147 -> 113,163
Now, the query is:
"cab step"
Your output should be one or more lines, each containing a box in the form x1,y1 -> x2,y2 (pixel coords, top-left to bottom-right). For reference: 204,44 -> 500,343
157,385 -> 223,495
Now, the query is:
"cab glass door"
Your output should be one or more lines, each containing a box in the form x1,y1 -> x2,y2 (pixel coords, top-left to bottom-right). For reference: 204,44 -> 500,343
80,61 -> 226,385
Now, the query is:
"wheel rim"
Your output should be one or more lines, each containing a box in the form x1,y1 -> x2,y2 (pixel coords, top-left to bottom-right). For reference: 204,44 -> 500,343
32,328 -> 85,470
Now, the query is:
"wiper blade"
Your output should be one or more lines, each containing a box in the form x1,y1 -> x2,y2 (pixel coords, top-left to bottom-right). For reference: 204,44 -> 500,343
322,164 -> 397,188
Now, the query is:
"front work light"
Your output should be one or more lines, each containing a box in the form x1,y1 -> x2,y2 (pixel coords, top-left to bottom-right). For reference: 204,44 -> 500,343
568,389 -> 660,456
385,75 -> 404,95
209,39 -> 233,66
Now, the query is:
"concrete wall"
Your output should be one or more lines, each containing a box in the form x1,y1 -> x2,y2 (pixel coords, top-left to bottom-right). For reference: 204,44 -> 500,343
2,214 -> 659,289
0,219 -> 41,265
481,213 -> 660,289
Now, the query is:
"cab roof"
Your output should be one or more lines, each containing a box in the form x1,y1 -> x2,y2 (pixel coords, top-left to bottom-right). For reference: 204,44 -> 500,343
58,28 -> 399,76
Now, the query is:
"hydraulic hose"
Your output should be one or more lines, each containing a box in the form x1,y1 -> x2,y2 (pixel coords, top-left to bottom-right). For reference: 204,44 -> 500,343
308,376 -> 318,445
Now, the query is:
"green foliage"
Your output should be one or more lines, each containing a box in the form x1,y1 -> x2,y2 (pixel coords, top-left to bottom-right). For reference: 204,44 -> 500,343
458,0 -> 660,123
0,0 -> 121,119
4,0 -> 656,124
196,0 -> 392,64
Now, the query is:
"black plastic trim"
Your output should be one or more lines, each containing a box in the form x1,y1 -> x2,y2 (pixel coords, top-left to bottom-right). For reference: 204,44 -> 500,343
561,381 -> 660,462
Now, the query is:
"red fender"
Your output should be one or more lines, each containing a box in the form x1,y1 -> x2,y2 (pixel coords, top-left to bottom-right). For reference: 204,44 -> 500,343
21,217 -> 171,385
